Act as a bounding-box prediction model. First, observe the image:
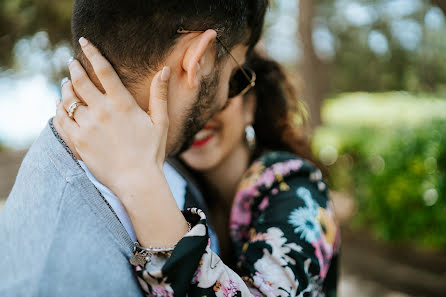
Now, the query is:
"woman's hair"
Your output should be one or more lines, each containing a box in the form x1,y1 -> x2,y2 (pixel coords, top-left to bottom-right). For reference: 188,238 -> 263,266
246,51 -> 317,165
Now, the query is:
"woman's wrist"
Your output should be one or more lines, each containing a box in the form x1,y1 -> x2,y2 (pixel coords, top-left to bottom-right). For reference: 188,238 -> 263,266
113,166 -> 165,201
116,167 -> 190,248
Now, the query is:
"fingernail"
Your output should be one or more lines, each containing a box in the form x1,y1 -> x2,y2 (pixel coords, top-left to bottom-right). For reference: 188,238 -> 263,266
79,37 -> 88,47
67,57 -> 74,66
60,77 -> 69,88
160,66 -> 171,82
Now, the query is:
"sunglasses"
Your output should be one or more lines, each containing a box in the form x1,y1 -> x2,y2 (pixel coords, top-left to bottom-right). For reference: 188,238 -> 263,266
177,27 -> 256,99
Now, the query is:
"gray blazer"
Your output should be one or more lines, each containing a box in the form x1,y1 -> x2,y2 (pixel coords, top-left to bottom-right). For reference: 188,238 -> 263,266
0,120 -> 143,296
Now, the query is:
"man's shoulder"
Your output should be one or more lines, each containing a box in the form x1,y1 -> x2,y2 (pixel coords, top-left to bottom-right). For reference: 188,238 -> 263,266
0,122 -> 141,297
1,121 -> 92,241
20,119 -> 84,180
5,121 -> 82,210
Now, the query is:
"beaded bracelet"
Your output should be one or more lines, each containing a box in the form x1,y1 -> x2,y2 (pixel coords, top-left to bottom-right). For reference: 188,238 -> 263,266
130,221 -> 192,267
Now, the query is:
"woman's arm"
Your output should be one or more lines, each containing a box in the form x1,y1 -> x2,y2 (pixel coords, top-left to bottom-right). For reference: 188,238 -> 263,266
55,38 -> 188,248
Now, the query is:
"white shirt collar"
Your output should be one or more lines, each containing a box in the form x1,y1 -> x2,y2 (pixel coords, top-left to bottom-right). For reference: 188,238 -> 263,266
78,161 -> 186,243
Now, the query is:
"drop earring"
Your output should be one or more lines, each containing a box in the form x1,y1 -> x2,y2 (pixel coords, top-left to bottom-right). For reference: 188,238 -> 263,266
245,124 -> 256,151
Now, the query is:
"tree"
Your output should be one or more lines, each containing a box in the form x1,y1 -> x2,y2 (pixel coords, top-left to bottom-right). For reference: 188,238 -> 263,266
298,0 -> 326,127
432,0 -> 446,15
0,0 -> 71,68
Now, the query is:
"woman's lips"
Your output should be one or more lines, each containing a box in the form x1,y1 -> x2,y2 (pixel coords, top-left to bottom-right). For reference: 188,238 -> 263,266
192,134 -> 214,147
192,128 -> 216,148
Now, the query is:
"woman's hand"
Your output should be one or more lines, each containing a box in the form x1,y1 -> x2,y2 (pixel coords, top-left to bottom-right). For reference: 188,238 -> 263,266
55,37 -> 170,199
55,38 -> 188,247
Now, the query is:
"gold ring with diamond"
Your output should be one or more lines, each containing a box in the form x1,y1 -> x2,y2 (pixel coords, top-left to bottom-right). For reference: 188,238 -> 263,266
67,101 -> 86,119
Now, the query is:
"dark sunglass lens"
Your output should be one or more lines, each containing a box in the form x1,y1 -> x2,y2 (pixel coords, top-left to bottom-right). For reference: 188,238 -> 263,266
228,69 -> 249,98
228,72 -> 240,98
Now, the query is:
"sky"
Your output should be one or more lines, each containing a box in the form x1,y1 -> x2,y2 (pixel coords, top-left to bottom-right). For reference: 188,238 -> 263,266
0,32 -> 71,149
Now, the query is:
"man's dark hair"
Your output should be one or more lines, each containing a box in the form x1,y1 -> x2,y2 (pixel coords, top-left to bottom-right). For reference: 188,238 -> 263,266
72,0 -> 268,87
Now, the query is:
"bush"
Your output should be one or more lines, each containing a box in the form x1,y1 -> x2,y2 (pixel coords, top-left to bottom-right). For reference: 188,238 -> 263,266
314,93 -> 446,249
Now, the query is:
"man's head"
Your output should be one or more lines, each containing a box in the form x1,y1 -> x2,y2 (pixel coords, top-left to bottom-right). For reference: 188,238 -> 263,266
71,0 -> 268,155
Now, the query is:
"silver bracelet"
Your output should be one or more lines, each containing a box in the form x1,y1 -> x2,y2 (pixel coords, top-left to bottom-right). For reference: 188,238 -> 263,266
134,241 -> 176,253
130,221 -> 192,267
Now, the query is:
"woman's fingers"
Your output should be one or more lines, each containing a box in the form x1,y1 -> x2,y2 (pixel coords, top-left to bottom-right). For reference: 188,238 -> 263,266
68,59 -> 104,106
78,37 -> 125,98
61,79 -> 89,124
55,99 -> 79,141
149,66 -> 170,127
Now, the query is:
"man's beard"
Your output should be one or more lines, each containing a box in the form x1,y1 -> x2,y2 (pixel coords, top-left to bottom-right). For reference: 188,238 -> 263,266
173,70 -> 221,155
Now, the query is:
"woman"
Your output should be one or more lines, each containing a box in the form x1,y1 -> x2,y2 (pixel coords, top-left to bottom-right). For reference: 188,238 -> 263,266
55,39 -> 340,296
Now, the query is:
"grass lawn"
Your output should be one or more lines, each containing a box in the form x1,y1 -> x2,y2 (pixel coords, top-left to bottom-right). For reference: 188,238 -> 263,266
314,92 -> 446,153
322,91 -> 446,127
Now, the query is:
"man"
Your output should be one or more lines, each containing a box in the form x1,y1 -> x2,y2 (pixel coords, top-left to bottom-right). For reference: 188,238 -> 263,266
0,0 -> 267,296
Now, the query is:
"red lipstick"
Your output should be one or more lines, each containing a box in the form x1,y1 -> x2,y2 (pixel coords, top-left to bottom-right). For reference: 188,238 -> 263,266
192,134 -> 215,147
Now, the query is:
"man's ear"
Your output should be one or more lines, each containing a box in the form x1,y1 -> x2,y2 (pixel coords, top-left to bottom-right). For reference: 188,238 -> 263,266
182,29 -> 217,88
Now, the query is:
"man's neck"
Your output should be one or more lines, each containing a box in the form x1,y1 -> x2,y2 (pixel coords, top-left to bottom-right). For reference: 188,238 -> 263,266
52,118 -> 83,161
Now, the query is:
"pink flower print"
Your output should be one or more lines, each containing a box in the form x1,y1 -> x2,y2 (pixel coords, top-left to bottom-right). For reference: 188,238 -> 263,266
255,159 -> 303,189
312,237 -> 333,279
252,272 -> 275,295
191,267 -> 202,284
230,193 -> 253,230
271,160 -> 303,177
258,196 -> 269,210
256,168 -> 276,188
230,180 -> 264,233
151,285 -> 174,297
250,231 -> 268,243
222,279 -> 239,297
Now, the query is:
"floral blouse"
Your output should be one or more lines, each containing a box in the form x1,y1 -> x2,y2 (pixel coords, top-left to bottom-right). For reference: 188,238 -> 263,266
133,151 -> 341,297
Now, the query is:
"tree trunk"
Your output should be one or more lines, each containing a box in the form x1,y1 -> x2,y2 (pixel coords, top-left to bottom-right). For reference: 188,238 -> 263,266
431,0 -> 446,16
298,0 -> 324,127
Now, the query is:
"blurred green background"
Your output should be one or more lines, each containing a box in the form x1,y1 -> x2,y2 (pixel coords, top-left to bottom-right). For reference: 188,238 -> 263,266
0,0 -> 445,295
314,92 -> 445,248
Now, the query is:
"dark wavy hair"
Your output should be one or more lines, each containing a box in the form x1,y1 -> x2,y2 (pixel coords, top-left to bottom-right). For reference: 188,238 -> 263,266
246,51 -> 316,165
